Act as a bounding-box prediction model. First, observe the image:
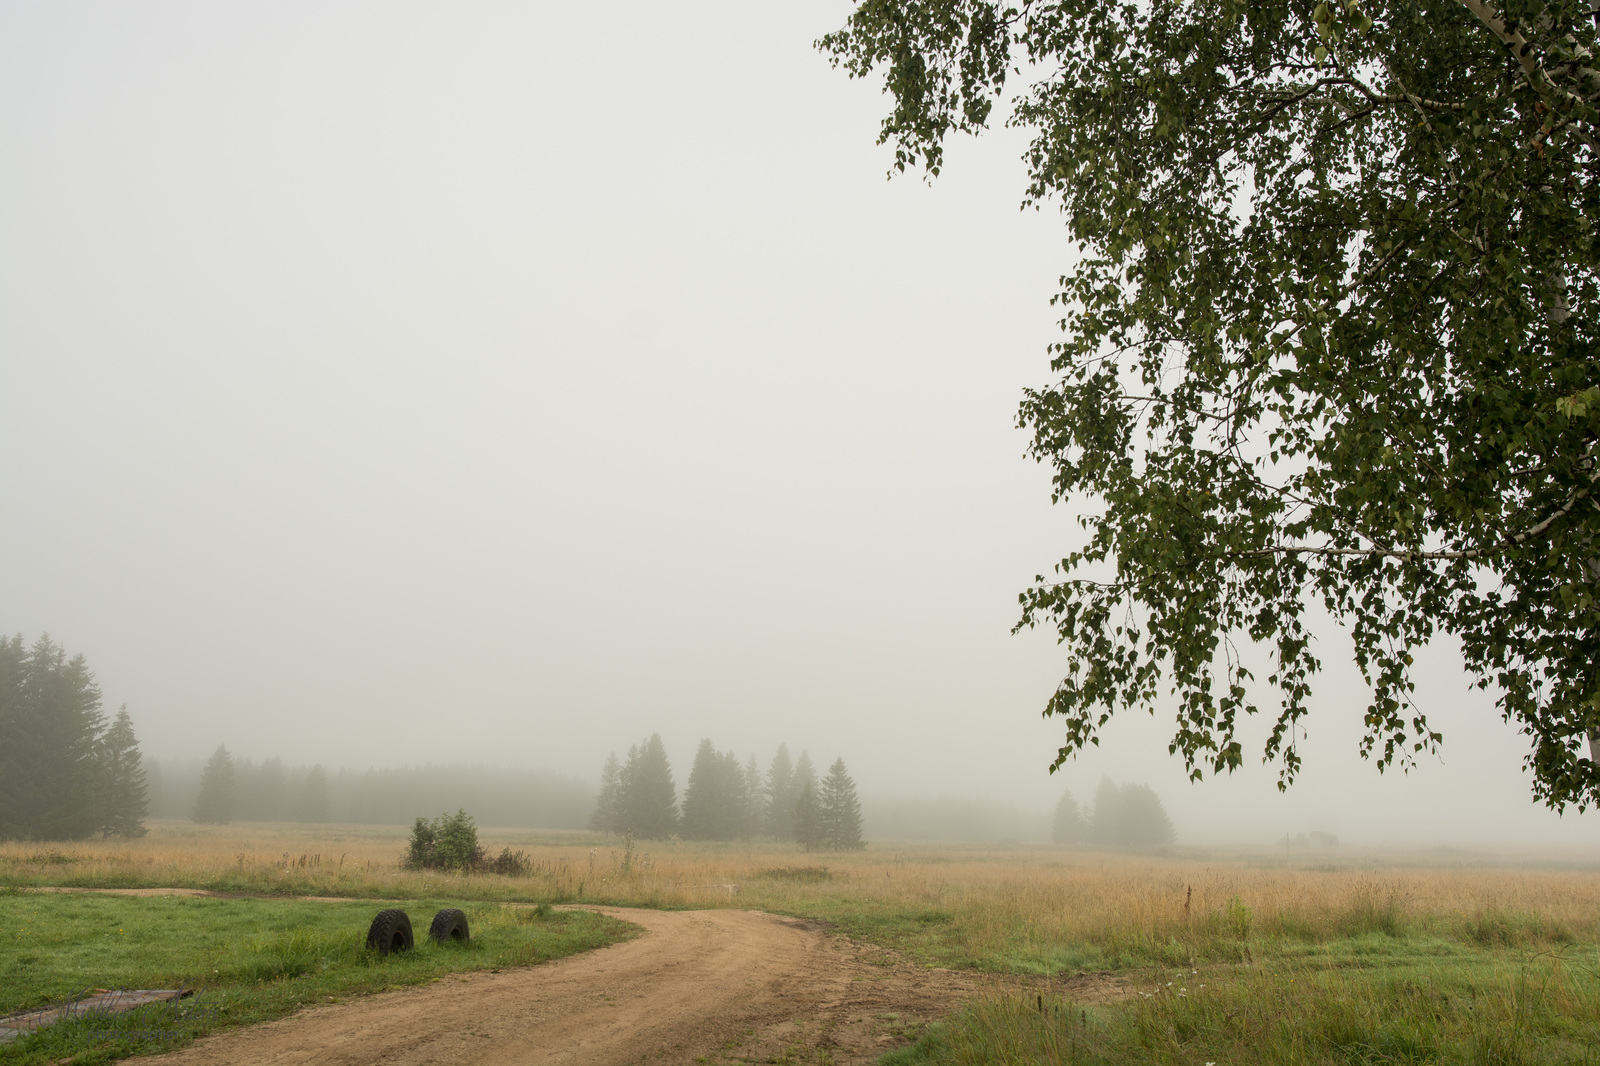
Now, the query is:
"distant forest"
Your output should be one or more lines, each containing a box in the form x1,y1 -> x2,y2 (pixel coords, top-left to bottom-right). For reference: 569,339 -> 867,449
1053,779 -> 1177,849
147,751 -> 594,829
590,735 -> 866,850
4,633 -> 1177,846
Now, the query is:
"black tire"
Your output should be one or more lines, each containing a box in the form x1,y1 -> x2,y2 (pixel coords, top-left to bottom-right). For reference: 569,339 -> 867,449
429,908 -> 470,944
365,909 -> 414,955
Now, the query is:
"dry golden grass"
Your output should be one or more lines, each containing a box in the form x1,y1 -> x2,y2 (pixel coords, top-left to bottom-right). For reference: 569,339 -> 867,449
5,820 -> 1598,971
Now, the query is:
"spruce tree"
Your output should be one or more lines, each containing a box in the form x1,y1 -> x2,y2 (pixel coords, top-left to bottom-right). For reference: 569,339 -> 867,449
97,706 -> 148,838
1085,779 -> 1176,848
1119,784 -> 1176,849
589,752 -> 624,834
741,753 -> 763,839
294,764 -> 331,823
0,635 -> 28,838
620,734 -> 678,839
684,742 -> 755,841
681,739 -> 721,840
718,749 -> 748,840
792,752 -> 821,851
192,744 -> 237,825
1051,788 -> 1087,845
1089,777 -> 1122,847
764,743 -> 795,841
819,757 -> 865,851
240,757 -> 288,821
0,635 -> 107,840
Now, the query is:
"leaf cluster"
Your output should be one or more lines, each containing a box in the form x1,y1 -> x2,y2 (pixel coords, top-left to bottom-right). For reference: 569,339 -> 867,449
822,0 -> 1600,806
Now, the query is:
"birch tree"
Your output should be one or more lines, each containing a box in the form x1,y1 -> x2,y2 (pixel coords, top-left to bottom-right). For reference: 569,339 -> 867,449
822,0 -> 1600,807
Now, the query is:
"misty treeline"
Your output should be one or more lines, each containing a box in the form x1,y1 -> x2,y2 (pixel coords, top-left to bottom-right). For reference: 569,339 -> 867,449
589,736 -> 865,851
0,635 -> 149,841
1053,779 -> 1176,849
148,750 -> 593,828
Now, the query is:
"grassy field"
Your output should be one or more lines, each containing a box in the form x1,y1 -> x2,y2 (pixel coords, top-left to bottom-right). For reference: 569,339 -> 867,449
0,891 -> 635,1065
3,822 -> 1599,1063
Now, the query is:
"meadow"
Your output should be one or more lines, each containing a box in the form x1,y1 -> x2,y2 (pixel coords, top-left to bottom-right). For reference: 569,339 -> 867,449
4,821 -> 1599,1063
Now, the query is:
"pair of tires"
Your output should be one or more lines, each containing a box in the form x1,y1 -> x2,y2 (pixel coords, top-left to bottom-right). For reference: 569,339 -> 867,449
366,908 -> 470,954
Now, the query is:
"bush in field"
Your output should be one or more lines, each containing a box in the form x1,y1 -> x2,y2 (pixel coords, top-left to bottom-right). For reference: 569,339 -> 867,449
406,809 -> 484,870
485,846 -> 532,876
405,808 -> 531,874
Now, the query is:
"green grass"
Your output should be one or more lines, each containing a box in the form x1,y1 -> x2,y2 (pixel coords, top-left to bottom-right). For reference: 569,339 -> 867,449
882,950 -> 1600,1065
771,890 -> 1584,977
0,891 -> 638,1065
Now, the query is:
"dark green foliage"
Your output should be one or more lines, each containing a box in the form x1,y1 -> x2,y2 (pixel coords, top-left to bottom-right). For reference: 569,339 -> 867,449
819,757 -> 866,850
618,734 -> 679,840
405,808 -> 483,870
764,743 -> 796,840
1090,778 -> 1177,849
97,706 -> 149,838
591,738 -> 863,844
588,752 -> 624,834
485,846 -> 532,876
404,808 -> 531,874
0,635 -> 148,841
191,745 -> 237,825
821,0 -> 1600,808
680,739 -> 753,841
1051,787 -> 1087,844
680,739 -> 720,839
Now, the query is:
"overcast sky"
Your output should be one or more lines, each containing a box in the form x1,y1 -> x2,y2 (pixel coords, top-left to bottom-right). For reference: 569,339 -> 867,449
2,1 -> 1594,846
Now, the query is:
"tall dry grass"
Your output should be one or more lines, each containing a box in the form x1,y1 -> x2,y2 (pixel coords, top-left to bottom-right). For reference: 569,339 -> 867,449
5,821 -> 1597,970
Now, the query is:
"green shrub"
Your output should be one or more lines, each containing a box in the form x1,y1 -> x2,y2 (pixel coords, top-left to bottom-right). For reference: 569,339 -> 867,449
403,810 -> 531,875
404,809 -> 485,871
486,847 -> 532,876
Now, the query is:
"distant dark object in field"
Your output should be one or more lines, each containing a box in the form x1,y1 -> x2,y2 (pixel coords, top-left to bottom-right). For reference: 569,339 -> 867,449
1310,831 -> 1339,848
366,909 -> 414,954
429,908 -> 470,944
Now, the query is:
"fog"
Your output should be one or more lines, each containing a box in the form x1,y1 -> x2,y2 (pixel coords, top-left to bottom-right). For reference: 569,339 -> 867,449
2,1 -> 1594,848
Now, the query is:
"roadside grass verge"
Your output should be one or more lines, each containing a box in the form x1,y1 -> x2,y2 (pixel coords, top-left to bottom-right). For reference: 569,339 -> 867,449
7,824 -> 1598,977
0,891 -> 637,1065
884,950 -> 1600,1065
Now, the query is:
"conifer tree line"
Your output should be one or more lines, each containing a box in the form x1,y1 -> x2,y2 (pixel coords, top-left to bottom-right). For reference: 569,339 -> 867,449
186,745 -> 333,824
148,754 -> 595,828
1052,778 -> 1176,849
589,736 -> 865,850
0,635 -> 149,841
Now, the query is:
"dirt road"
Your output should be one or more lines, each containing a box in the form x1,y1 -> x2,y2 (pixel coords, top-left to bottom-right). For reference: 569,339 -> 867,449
138,906 -> 1042,1066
